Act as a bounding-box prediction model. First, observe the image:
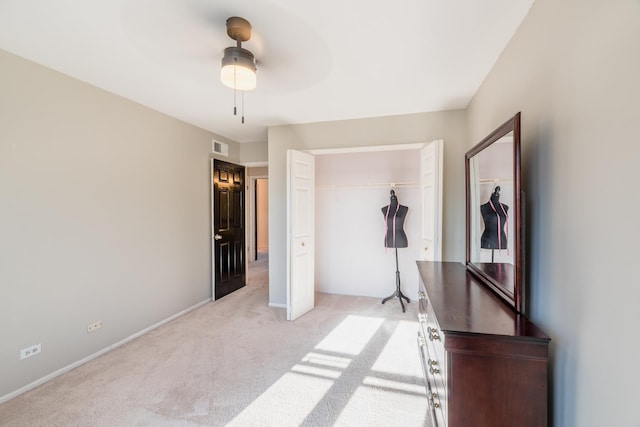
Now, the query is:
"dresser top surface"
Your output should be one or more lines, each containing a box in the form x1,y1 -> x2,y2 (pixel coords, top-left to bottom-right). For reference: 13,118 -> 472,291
417,261 -> 549,341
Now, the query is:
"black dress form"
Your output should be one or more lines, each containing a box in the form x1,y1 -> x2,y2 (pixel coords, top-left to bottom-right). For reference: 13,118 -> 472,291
381,193 -> 409,248
381,190 -> 410,312
480,187 -> 509,260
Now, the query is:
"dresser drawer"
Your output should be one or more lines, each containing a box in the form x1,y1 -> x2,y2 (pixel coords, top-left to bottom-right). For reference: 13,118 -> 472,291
418,330 -> 446,426
419,285 -> 446,378
418,284 -> 447,425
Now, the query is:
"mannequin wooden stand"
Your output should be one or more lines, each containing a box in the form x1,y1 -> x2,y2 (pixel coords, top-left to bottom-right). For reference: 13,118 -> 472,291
381,248 -> 410,312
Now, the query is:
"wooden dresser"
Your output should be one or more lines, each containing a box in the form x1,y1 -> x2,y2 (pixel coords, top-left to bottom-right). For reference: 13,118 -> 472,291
416,261 -> 550,427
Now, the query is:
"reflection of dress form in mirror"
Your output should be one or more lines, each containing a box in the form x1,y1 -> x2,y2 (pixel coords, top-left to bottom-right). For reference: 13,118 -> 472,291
480,186 -> 509,262
381,190 -> 410,312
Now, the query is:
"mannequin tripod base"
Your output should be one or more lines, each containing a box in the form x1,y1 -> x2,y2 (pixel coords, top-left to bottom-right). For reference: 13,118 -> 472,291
381,248 -> 410,313
381,277 -> 410,312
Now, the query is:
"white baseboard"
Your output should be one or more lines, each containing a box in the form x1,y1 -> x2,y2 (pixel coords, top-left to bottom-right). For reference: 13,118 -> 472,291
0,298 -> 212,405
268,302 -> 286,308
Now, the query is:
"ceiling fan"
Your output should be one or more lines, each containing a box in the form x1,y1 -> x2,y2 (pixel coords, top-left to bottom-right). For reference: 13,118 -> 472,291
220,16 -> 257,123
220,17 -> 257,91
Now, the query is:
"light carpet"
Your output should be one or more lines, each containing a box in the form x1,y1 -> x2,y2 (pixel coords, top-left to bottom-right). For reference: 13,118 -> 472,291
0,253 -> 428,426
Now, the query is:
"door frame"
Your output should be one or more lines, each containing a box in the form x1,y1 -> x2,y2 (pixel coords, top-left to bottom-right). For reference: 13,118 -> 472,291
210,160 -> 270,299
248,175 -> 268,262
241,161 -> 268,291
210,158 -> 246,300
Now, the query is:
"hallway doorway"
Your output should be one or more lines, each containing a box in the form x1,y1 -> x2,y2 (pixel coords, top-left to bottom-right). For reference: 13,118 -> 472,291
247,167 -> 268,287
255,178 -> 268,261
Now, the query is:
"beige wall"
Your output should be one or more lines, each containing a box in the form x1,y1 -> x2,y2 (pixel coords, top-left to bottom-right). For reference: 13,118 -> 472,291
267,111 -> 467,306
239,141 -> 268,164
467,1 -> 640,426
0,49 -> 239,399
247,166 -> 268,177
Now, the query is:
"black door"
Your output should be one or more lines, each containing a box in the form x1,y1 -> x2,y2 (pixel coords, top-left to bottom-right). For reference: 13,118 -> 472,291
213,159 -> 245,299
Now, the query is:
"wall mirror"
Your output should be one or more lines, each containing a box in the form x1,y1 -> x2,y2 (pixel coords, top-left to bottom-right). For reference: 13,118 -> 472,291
465,112 -> 523,312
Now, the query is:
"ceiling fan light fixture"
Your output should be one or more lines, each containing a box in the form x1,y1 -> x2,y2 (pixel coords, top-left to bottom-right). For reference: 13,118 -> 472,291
220,16 -> 256,123
220,46 -> 257,91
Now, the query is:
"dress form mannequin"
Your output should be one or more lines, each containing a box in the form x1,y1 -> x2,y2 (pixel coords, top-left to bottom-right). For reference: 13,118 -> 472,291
382,190 -> 409,248
381,189 -> 410,312
480,186 -> 509,262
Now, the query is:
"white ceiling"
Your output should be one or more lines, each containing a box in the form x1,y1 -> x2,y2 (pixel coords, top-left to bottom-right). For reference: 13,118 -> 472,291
0,0 -> 534,144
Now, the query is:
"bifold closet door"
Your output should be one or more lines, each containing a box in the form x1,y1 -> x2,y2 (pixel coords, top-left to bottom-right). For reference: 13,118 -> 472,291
286,150 -> 315,321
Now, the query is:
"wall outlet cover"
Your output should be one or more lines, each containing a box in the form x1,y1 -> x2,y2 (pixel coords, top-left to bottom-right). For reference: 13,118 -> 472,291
20,343 -> 42,360
87,320 -> 103,333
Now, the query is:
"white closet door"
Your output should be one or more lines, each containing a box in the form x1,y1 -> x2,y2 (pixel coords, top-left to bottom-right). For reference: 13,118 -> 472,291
420,140 -> 444,261
286,150 -> 315,321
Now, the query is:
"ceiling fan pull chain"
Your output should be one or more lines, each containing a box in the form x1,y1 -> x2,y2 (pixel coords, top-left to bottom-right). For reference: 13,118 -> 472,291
233,57 -> 238,116
242,91 -> 245,124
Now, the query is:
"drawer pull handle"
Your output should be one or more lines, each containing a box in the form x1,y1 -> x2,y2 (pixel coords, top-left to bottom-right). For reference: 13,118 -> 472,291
428,358 -> 438,367
427,326 -> 441,341
430,367 -> 440,375
419,291 -> 426,300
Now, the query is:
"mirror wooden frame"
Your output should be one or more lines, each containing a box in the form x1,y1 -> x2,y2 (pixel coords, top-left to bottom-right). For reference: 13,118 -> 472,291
465,112 -> 523,312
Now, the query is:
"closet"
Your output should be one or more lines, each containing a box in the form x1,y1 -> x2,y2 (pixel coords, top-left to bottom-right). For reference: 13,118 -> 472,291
300,142 -> 442,302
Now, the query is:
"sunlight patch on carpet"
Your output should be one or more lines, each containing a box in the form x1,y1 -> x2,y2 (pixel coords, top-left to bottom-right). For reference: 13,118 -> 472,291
226,316 -> 426,427
226,372 -> 334,427
363,376 -> 426,395
291,363 -> 342,379
371,320 -> 423,378
314,315 -> 385,356
301,352 -> 351,369
331,383 -> 428,427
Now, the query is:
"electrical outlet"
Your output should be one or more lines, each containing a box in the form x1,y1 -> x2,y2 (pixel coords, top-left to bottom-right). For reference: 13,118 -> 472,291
20,343 -> 42,360
87,320 -> 103,333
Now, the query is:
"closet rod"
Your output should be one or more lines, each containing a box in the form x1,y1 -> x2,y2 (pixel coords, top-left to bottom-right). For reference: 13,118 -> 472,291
316,181 -> 419,189
479,178 -> 513,183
